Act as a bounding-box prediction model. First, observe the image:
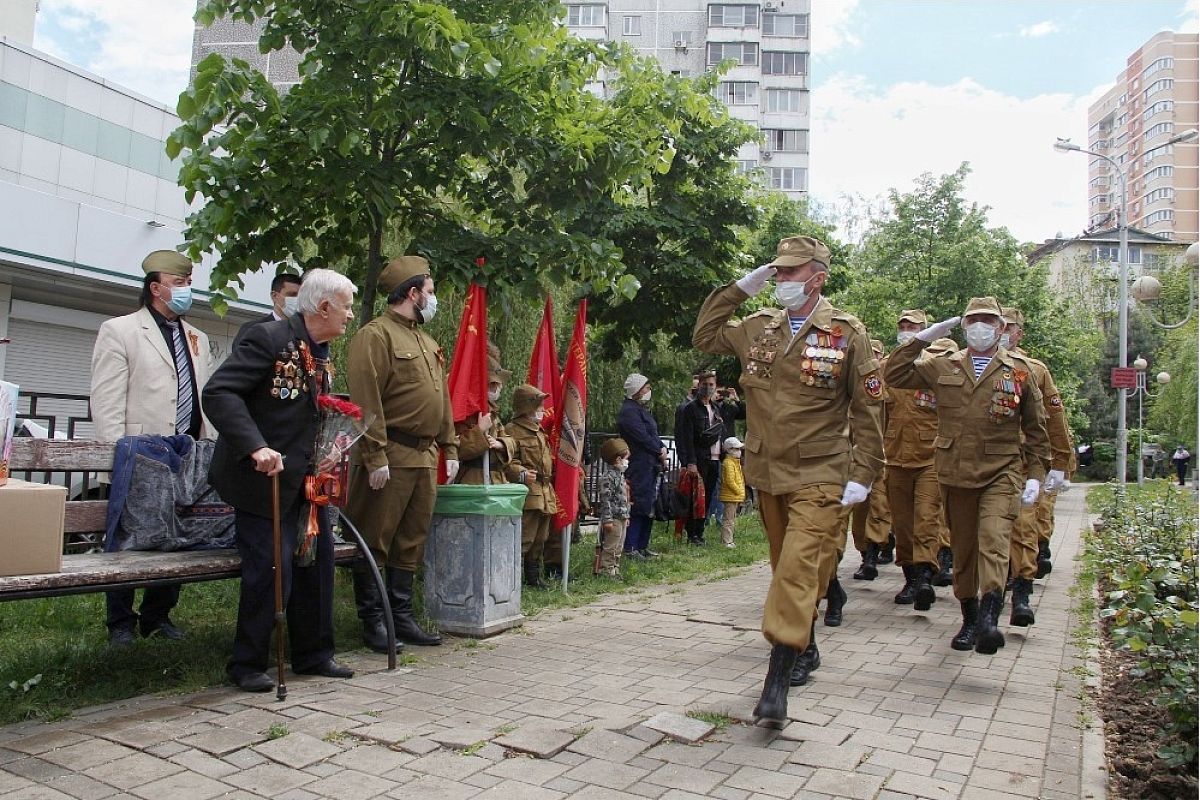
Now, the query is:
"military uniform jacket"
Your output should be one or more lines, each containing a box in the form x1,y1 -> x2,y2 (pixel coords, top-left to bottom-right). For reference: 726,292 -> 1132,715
505,416 -> 560,514
1014,349 -> 1073,473
455,403 -> 516,485
883,351 -> 942,469
347,309 -> 458,472
692,285 -> 885,495
883,338 -> 1050,489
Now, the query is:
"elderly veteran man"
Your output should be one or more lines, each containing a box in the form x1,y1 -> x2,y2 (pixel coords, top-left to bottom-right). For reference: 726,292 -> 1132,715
884,297 -> 1050,655
1001,306 -> 1073,627
345,256 -> 457,651
90,249 -> 216,646
694,235 -> 884,723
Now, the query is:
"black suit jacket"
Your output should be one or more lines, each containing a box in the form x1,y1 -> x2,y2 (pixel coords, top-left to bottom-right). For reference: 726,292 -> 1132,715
231,312 -> 275,348
203,315 -> 325,518
676,399 -> 723,467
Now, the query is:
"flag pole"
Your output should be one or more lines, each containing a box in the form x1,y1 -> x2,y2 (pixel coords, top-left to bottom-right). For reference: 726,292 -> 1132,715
561,526 -> 570,593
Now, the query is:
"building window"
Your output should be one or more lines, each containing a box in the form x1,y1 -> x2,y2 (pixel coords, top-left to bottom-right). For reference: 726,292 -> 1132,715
716,81 -> 758,105
762,51 -> 807,76
1143,145 -> 1174,165
762,13 -> 809,37
1144,253 -> 1171,270
671,31 -> 692,46
735,160 -> 758,174
566,4 -> 605,26
1142,78 -> 1173,101
765,88 -> 805,113
1143,122 -> 1173,141
763,128 -> 808,152
1088,176 -> 1110,188
1143,187 -> 1175,204
1142,100 -> 1173,121
706,42 -> 759,66
1143,165 -> 1174,181
1141,57 -> 1173,80
708,4 -> 760,28
623,15 -> 641,36
769,167 -> 807,191
1093,246 -> 1142,264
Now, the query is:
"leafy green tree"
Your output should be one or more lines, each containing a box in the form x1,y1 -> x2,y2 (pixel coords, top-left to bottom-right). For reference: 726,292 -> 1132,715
1146,259 -> 1198,449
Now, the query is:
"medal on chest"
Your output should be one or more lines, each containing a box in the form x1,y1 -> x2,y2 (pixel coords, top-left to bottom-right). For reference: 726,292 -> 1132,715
799,330 -> 845,388
746,319 -> 783,379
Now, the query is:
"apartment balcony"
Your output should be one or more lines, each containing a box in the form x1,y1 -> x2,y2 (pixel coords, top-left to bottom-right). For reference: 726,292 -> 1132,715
705,27 -> 762,43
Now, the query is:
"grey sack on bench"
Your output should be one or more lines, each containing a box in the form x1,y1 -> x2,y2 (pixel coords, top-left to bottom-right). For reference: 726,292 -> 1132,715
105,435 -> 236,552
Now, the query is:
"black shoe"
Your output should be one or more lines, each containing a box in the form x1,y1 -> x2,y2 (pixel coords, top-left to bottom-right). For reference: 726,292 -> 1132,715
523,559 -> 547,589
386,568 -> 443,646
852,543 -> 879,580
823,578 -> 846,627
753,644 -> 796,727
142,621 -> 186,640
913,565 -> 936,612
640,549 -> 661,559
624,549 -> 644,560
951,598 -> 978,651
1010,578 -> 1036,627
108,625 -> 136,647
351,562 -> 393,653
233,671 -> 274,693
877,532 -> 896,564
975,590 -> 1006,655
932,547 -> 954,587
894,565 -> 917,604
295,659 -> 354,679
1035,541 -> 1053,579
544,563 -> 563,580
687,537 -> 705,546
790,623 -> 820,686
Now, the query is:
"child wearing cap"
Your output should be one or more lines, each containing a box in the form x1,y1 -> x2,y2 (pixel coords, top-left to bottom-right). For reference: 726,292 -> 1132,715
594,437 -> 632,577
719,437 -> 746,547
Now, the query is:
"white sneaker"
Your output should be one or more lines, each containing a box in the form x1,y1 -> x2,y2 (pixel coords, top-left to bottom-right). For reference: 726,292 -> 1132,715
725,542 -> 735,548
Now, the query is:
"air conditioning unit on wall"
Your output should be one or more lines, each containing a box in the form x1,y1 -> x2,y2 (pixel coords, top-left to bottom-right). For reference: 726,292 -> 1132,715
673,38 -> 688,50
761,151 -> 773,161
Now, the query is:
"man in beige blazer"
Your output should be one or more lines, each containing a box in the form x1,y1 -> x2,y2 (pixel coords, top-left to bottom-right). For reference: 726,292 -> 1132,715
90,250 -> 215,646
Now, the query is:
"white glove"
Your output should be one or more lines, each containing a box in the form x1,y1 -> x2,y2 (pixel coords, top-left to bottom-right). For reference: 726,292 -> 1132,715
916,316 -> 962,343
1059,480 -> 1072,493
840,481 -> 870,506
1044,469 -> 1065,493
1021,478 -> 1041,506
735,264 -> 777,297
445,459 -> 460,484
368,465 -> 390,490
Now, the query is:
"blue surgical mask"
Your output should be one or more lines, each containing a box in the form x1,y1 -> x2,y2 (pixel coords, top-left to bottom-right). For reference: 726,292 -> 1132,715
166,286 -> 193,315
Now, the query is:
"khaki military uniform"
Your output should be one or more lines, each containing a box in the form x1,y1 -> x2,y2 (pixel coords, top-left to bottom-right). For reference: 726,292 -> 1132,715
694,288 -> 885,651
884,370 -> 943,573
884,339 -> 1050,599
345,309 -> 458,570
1009,352 -> 1073,580
850,469 -> 891,554
506,416 -> 560,559
455,402 -> 516,485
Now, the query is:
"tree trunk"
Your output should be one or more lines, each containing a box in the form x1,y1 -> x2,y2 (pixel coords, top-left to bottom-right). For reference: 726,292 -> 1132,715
360,222 -> 384,325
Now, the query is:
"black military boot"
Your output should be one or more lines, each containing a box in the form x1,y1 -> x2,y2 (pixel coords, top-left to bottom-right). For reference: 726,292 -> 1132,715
351,561 -> 394,654
932,546 -> 954,587
385,568 -> 443,646
950,598 -> 978,651
544,562 -> 563,581
877,532 -> 896,564
1010,578 -> 1036,627
753,644 -> 796,727
913,565 -> 937,612
823,578 -> 847,627
1035,540 -> 1053,579
523,559 -> 546,589
893,565 -> 917,604
853,543 -> 879,580
974,590 -> 1006,655
791,622 -> 821,686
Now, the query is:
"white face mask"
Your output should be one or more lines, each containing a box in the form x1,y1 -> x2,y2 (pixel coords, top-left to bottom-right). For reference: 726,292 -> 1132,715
282,296 -> 300,317
416,292 -> 438,323
728,449 -> 742,459
774,280 -> 810,311
896,330 -> 917,346
964,322 -> 999,352
533,409 -> 545,422
615,459 -> 629,473
488,387 -> 501,403
998,333 -> 1012,350
637,389 -> 652,405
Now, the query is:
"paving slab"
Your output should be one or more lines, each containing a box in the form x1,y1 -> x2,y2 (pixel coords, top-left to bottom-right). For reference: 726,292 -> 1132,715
640,713 -> 714,745
494,726 -> 577,758
251,733 -> 341,769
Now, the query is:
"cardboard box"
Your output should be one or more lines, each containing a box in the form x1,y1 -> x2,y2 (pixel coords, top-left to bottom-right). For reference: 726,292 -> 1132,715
0,380 -> 16,486
0,478 -> 66,576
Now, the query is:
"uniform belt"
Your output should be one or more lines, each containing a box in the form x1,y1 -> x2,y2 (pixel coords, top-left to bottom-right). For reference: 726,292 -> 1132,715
386,427 -> 435,450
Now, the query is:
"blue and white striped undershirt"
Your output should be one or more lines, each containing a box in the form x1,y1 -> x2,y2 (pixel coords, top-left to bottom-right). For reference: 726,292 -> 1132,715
971,356 -> 991,378
788,315 -> 807,337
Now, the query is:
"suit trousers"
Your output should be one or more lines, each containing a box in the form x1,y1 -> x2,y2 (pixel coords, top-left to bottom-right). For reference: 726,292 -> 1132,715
941,473 -> 1021,600
850,474 -> 891,553
1009,499 -> 1040,580
758,485 -> 849,651
228,498 -> 334,680
345,464 -> 435,571
684,459 -> 719,542
886,464 -> 941,571
521,509 -> 553,559
105,586 -> 181,634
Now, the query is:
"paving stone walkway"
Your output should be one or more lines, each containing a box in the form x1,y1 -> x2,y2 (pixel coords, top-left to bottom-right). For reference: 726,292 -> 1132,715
0,491 -> 1103,800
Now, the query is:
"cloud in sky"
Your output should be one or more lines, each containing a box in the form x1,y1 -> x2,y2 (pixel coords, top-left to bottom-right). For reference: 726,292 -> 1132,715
1181,0 -> 1199,32
1019,20 -> 1060,38
810,75 -> 1108,243
810,0 -> 862,57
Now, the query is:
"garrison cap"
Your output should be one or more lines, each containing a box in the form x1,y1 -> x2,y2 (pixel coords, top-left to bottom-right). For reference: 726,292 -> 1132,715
141,250 -> 193,277
512,383 -> 548,414
1001,306 -> 1025,327
898,309 -> 928,326
962,296 -> 1003,320
767,235 -> 831,269
599,437 -> 630,465
378,256 -> 430,295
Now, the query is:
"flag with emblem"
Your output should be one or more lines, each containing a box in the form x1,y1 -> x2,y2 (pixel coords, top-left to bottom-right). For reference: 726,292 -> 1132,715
552,300 -> 587,530
446,282 -> 489,423
527,295 -> 561,435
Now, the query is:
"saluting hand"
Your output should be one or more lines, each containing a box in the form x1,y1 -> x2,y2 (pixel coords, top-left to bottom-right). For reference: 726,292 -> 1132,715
735,264 -> 777,298
250,447 -> 284,476
916,316 -> 961,343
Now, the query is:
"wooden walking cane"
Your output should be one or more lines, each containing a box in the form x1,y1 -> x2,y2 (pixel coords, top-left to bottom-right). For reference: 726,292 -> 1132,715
271,472 -> 288,701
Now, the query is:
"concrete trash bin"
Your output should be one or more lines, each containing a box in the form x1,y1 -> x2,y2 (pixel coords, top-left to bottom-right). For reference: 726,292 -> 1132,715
424,483 -> 528,637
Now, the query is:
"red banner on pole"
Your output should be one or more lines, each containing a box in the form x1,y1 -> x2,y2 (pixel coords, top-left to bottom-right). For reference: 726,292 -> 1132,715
553,300 -> 587,530
447,282 -> 489,423
528,296 -> 562,435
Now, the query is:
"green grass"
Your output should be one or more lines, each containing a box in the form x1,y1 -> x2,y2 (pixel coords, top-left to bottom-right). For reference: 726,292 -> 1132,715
686,709 -> 734,731
0,514 -> 768,725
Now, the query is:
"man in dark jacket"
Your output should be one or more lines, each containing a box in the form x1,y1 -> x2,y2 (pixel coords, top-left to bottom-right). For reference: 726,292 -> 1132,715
617,372 -> 667,558
232,272 -> 302,346
676,370 -> 724,545
203,268 -> 357,693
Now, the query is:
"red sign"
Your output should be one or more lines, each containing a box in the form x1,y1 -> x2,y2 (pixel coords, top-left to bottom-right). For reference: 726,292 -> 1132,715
1110,367 -> 1138,389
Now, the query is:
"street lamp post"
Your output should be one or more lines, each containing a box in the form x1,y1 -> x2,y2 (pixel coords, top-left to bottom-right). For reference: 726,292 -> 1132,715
1053,128 -> 1199,485
1130,354 -> 1171,485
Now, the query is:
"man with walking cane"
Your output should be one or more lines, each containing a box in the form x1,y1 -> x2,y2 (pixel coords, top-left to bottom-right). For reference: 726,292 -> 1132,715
204,269 -> 358,693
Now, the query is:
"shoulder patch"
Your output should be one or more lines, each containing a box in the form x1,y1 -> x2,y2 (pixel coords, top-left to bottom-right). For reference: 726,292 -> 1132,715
864,374 -> 883,398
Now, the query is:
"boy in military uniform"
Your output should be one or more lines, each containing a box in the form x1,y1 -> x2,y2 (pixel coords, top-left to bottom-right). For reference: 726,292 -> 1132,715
594,437 -> 632,577
884,297 -> 1050,656
506,384 -> 559,587
456,341 -> 516,486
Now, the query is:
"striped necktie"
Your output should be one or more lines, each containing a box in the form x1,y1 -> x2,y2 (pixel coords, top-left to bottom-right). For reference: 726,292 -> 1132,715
165,320 -> 194,435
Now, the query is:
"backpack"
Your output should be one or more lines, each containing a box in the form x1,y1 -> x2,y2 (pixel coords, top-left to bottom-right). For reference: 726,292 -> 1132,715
652,472 -> 681,521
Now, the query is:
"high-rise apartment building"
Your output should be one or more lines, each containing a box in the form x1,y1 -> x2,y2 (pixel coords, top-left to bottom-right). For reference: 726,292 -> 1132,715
564,1 -> 811,199
1086,31 -> 1198,243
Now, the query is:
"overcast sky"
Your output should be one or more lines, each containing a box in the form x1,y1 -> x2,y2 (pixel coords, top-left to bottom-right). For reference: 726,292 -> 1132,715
31,0 -> 1200,244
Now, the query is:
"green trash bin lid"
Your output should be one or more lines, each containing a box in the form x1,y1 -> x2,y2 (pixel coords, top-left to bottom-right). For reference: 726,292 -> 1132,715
433,483 -> 529,517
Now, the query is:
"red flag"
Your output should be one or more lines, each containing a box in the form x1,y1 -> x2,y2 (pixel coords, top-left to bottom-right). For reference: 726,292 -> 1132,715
527,295 -> 562,435
446,282 -> 489,423
552,300 -> 587,530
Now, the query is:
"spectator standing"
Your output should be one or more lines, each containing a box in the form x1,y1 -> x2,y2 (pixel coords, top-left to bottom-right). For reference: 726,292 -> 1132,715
1172,445 -> 1191,486
90,250 -> 216,646
719,437 -> 746,547
232,273 -> 302,346
594,437 -> 632,577
675,370 -> 724,545
617,372 -> 667,558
